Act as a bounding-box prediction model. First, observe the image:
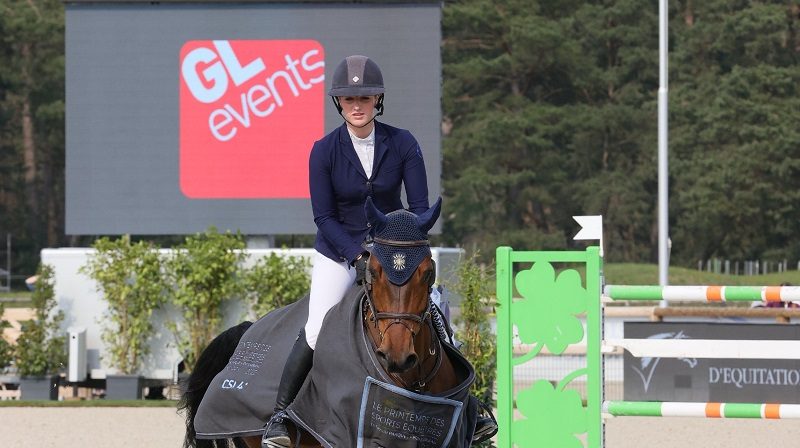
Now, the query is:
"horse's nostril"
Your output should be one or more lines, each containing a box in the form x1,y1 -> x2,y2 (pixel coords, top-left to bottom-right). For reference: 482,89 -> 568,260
376,350 -> 387,362
402,354 -> 418,371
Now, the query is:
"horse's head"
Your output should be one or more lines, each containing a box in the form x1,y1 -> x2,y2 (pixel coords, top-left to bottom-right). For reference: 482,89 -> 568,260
364,197 -> 441,375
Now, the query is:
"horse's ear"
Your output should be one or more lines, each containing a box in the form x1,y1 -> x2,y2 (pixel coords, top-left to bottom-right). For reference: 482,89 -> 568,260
365,196 -> 387,231
416,197 -> 442,234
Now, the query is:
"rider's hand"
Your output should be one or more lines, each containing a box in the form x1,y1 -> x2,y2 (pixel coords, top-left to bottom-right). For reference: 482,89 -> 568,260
354,252 -> 370,285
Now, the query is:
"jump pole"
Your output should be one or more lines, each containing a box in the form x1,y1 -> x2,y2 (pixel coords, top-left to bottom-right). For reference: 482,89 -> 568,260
605,285 -> 800,302
603,401 -> 800,419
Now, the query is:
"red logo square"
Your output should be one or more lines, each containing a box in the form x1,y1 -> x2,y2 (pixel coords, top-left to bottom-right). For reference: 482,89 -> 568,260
179,40 -> 325,198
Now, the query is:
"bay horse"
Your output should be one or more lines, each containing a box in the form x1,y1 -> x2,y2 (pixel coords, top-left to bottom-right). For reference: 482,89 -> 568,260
180,198 -> 477,448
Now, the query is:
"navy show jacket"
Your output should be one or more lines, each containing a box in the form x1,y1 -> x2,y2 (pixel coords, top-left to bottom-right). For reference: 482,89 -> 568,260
309,122 -> 429,265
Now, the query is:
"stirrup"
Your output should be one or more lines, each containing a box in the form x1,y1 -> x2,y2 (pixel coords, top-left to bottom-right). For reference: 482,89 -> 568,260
472,400 -> 498,444
262,412 -> 290,448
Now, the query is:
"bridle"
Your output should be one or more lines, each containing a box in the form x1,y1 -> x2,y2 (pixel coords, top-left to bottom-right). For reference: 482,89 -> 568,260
362,237 -> 441,391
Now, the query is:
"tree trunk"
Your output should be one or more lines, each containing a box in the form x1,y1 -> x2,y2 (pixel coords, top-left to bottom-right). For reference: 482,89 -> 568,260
20,43 -> 40,245
42,145 -> 58,246
684,0 -> 694,26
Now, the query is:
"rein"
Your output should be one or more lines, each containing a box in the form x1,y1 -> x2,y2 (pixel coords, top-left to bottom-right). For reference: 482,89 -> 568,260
362,236 -> 442,391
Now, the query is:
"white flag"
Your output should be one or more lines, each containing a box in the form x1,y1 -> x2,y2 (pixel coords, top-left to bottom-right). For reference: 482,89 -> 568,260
573,215 -> 603,256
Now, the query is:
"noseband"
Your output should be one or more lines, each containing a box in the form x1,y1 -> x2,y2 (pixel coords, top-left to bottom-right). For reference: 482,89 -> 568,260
362,236 -> 441,390
365,296 -> 433,346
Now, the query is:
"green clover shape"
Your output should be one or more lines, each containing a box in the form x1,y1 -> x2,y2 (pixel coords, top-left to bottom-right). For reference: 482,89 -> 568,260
513,262 -> 587,354
512,379 -> 587,448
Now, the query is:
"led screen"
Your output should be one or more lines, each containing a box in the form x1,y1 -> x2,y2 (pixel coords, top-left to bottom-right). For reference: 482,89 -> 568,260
66,2 -> 441,234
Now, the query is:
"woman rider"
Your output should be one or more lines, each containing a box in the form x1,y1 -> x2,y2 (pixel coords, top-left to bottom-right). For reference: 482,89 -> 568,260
264,55 -> 496,447
263,54 -> 430,447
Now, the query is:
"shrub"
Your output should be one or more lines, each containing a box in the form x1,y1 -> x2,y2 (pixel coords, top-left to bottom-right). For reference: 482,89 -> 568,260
242,252 -> 311,317
0,303 -> 13,372
81,235 -> 165,374
164,227 -> 246,372
450,251 -> 496,447
14,264 -> 66,377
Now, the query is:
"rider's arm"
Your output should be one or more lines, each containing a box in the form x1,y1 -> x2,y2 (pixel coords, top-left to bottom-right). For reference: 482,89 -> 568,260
400,131 -> 429,216
309,141 -> 366,265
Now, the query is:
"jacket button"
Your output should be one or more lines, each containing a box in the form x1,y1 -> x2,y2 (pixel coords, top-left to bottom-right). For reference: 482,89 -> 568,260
367,223 -> 371,227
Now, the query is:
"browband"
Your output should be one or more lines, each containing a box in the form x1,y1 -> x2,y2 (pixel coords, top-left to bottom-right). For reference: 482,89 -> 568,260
373,237 -> 430,248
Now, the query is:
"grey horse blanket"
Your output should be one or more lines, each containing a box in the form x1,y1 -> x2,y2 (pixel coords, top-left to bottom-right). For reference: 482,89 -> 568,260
195,286 -> 478,447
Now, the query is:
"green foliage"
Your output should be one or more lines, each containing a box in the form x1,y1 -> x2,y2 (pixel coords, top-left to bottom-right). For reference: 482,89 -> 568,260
14,264 -> 66,376
80,235 -> 165,375
442,0 -> 800,267
1,0 -> 66,273
164,228 -> 246,372
451,251 -> 496,447
442,0 -> 658,262
77,232 -> 311,376
670,48 -> 800,263
0,292 -> 32,307
603,262 -> 800,287
242,252 -> 310,317
451,252 -> 496,406
0,303 -> 14,371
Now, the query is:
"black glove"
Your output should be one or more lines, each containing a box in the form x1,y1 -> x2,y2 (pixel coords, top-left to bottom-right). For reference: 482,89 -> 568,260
354,252 -> 370,285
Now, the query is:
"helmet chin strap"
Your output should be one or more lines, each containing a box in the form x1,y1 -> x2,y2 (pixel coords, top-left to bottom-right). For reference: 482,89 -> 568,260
332,95 -> 384,129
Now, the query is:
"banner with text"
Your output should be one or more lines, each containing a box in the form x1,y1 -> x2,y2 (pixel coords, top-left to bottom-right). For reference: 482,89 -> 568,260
358,377 -> 463,448
624,322 -> 800,403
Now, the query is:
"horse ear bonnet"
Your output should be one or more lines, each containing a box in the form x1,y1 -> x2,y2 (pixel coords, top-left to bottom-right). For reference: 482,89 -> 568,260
367,198 -> 441,285
372,211 -> 430,285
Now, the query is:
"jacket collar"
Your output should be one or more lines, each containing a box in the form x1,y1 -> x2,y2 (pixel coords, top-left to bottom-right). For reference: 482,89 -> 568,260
337,122 -> 389,180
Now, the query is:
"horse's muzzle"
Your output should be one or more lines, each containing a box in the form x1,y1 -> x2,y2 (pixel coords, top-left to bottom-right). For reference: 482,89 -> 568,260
376,348 -> 417,373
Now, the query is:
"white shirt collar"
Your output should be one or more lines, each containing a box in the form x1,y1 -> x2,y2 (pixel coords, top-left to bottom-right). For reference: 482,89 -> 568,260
348,127 -> 375,176
347,127 -> 375,145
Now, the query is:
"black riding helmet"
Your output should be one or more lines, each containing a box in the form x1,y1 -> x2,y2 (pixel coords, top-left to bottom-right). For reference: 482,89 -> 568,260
328,55 -> 385,119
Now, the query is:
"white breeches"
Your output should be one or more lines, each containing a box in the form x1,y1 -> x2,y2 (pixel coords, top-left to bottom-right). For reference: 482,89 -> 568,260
303,250 -> 356,349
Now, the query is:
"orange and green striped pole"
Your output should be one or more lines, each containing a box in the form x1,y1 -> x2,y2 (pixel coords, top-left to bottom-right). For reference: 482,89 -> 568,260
604,401 -> 800,419
604,285 -> 800,303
